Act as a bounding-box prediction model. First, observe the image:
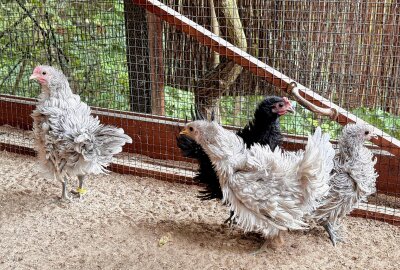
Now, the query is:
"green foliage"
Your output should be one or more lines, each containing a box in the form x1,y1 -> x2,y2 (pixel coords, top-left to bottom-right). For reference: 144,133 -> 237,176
1,1 -> 399,141
219,95 -> 265,126
352,107 -> 400,139
0,0 -> 129,110
280,102 -> 342,139
164,86 -> 194,119
163,88 -> 400,140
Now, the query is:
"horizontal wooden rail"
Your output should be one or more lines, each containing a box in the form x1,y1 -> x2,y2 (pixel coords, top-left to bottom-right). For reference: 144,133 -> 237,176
132,0 -> 400,157
351,209 -> 400,226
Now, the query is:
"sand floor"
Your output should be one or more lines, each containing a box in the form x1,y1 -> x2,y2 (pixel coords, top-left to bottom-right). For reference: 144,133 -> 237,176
0,150 -> 399,270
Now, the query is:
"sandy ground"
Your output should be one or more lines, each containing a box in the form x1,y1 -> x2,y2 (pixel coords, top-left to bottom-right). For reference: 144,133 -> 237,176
0,151 -> 399,270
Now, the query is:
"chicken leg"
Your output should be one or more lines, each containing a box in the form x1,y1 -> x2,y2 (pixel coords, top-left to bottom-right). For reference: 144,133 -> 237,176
323,222 -> 342,246
60,176 -> 72,201
223,210 -> 236,227
71,175 -> 87,199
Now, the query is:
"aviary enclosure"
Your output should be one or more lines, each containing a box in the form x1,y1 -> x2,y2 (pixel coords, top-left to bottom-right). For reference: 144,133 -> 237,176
1,0 -> 400,228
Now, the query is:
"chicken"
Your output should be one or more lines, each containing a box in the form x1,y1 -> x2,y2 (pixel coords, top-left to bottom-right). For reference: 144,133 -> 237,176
176,97 -> 294,223
310,123 -> 378,246
30,65 -> 132,201
180,120 -> 334,250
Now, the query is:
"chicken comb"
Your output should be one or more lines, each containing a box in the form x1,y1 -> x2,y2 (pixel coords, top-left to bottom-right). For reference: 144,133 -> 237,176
33,66 -> 42,74
283,97 -> 290,104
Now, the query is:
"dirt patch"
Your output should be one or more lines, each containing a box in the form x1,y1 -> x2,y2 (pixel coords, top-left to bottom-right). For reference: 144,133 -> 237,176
0,150 -> 399,270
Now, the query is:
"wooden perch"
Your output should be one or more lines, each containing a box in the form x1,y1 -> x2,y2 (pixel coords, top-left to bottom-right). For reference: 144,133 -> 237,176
131,0 -> 400,157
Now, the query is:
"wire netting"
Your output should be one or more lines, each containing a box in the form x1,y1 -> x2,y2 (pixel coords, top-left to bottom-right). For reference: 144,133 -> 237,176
0,0 -> 399,221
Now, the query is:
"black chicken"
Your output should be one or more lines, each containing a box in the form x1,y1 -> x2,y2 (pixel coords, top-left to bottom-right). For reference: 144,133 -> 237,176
177,96 -> 294,221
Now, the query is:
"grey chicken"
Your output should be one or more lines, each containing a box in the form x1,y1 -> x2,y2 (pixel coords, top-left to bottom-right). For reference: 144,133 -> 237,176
30,65 -> 132,200
177,97 -> 294,224
180,120 -> 334,250
311,123 -> 378,245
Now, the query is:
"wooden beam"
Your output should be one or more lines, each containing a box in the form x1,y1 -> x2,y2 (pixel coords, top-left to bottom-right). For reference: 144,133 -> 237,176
351,209 -> 400,226
131,0 -> 400,157
147,11 -> 165,115
0,141 -> 196,186
124,0 -> 152,113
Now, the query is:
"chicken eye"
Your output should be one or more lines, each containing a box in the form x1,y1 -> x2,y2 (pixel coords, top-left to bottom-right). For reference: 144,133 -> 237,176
278,103 -> 284,108
42,71 -> 47,75
189,127 -> 194,132
364,131 -> 370,135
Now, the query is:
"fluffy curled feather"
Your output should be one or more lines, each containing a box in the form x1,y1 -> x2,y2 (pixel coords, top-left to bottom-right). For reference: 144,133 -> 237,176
309,123 -> 378,245
31,65 -> 132,195
176,97 -> 291,201
181,120 -> 334,238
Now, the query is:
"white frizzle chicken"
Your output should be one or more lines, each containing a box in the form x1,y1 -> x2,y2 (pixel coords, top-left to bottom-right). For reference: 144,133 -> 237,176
30,65 -> 132,201
310,123 -> 378,246
180,120 -> 334,250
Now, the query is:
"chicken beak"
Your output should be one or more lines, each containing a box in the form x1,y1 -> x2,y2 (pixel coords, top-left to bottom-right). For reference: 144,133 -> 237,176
179,128 -> 190,136
29,74 -> 38,80
286,104 -> 295,114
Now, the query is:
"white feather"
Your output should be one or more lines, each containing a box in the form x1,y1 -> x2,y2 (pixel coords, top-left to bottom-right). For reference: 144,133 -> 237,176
31,66 -> 132,184
311,123 -> 378,231
190,121 -> 334,238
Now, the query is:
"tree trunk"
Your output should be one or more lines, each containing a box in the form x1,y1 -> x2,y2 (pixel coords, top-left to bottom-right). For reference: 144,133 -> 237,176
194,0 -> 247,119
124,0 -> 151,113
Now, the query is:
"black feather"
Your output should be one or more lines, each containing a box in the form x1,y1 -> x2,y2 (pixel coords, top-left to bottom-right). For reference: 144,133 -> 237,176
236,96 -> 284,150
176,96 -> 286,201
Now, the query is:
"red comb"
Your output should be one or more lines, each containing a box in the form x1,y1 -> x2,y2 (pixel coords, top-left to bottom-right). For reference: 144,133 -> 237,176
33,66 -> 41,74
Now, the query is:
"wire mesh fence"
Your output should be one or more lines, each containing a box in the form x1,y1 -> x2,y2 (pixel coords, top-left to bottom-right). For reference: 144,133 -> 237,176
0,0 -> 399,222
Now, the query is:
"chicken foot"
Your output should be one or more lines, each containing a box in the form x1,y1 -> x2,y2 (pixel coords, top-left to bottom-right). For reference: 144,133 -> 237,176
51,159 -> 71,201
71,175 -> 88,199
223,210 -> 237,227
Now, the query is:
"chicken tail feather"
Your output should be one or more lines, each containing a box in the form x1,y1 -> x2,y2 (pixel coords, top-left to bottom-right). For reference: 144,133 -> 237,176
73,125 -> 132,174
297,127 -> 335,213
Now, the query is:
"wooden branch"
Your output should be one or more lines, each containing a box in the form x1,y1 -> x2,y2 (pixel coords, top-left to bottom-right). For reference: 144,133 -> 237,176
209,0 -> 220,68
13,58 -> 27,95
131,0 -> 400,157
